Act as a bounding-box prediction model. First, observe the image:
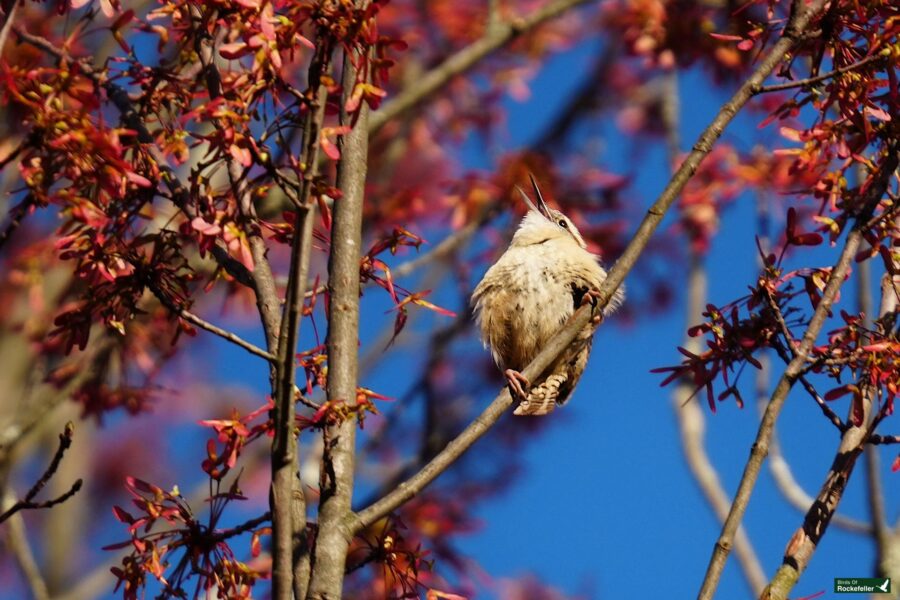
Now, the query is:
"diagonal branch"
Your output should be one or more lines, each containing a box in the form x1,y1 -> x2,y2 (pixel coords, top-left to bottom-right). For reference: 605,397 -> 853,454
147,283 -> 276,362
367,0 -> 594,135
753,52 -> 887,94
351,0 -> 831,536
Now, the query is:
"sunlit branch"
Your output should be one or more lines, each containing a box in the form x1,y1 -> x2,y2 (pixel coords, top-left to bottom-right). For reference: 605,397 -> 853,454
367,0 -> 595,135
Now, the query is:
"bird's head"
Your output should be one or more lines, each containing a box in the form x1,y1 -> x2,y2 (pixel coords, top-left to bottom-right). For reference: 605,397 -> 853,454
511,175 -> 588,249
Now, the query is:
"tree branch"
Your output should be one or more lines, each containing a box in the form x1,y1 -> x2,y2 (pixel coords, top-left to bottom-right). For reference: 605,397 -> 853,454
266,47 -> 331,600
305,45 -> 370,600
0,422 -> 83,525
367,0 -> 594,135
147,283 -> 276,362
753,52 -> 887,94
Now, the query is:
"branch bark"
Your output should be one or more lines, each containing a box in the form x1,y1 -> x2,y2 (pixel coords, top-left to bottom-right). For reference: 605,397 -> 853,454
305,47 -> 370,600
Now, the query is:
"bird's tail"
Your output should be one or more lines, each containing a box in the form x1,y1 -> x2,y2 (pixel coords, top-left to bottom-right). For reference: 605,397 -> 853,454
513,373 -> 567,416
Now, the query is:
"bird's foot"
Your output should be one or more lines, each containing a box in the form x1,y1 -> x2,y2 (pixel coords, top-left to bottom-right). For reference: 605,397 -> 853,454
580,288 -> 604,324
505,369 -> 530,400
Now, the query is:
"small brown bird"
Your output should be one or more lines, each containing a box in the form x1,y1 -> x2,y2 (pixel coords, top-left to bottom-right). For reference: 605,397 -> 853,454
472,176 -> 623,415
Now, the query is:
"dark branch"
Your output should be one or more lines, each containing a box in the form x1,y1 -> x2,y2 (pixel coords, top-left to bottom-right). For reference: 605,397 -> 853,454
0,423 -> 83,525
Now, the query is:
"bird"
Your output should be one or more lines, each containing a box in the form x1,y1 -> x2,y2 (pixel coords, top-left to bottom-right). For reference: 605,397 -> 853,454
471,175 -> 623,416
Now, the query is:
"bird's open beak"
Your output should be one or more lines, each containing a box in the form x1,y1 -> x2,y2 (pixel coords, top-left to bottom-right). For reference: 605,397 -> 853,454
516,174 -> 552,220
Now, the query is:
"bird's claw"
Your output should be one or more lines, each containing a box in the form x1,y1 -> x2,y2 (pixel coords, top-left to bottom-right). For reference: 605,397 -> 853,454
580,288 -> 604,324
504,369 -> 530,400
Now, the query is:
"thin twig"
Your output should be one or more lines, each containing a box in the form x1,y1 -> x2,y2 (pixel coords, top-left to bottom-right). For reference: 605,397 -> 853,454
0,423 -> 83,524
210,511 -> 272,543
771,341 -> 846,431
148,283 -> 275,362
868,433 -> 900,445
753,52 -> 887,94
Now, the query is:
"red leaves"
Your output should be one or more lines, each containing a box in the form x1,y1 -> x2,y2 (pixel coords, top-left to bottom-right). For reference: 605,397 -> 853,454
107,475 -> 267,599
654,301 -> 775,412
785,207 -> 823,247
320,126 -> 351,161
360,228 -> 456,345
199,401 -> 273,480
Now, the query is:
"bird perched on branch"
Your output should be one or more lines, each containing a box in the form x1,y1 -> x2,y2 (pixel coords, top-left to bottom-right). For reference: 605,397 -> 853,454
472,176 -> 623,416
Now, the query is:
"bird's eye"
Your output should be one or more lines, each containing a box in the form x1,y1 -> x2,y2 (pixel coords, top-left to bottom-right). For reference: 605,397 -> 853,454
558,219 -> 568,229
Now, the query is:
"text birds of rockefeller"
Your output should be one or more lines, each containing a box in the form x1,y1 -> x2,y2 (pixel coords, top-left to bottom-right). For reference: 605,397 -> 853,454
472,177 -> 623,416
